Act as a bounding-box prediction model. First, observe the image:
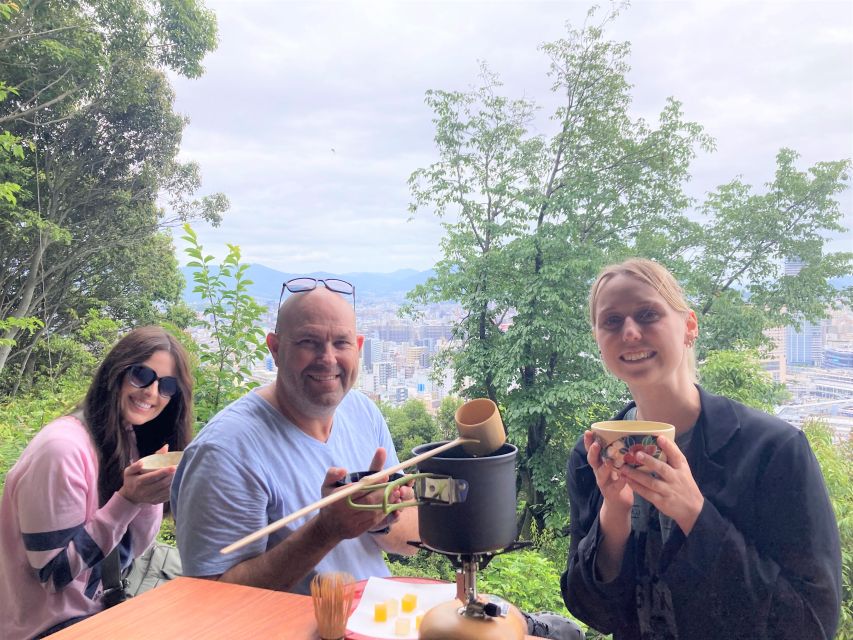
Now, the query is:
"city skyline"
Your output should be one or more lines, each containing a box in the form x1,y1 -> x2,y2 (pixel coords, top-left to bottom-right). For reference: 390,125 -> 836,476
233,293 -> 853,440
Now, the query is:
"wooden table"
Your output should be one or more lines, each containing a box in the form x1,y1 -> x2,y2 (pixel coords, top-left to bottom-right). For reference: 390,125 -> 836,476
48,576 -> 541,639
48,577 -> 317,639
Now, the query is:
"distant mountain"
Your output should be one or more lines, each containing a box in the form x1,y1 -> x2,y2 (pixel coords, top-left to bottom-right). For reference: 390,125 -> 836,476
181,266 -> 849,306
180,265 -> 435,304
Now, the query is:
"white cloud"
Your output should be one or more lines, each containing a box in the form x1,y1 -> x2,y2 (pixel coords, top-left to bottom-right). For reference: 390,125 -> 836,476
170,0 -> 853,273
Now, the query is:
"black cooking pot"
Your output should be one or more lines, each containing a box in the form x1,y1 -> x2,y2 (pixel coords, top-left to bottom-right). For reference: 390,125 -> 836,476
412,441 -> 518,554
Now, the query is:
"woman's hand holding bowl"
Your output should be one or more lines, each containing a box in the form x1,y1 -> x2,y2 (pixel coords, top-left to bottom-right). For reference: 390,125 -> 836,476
618,435 -> 704,535
120,445 -> 176,505
584,430 -> 634,516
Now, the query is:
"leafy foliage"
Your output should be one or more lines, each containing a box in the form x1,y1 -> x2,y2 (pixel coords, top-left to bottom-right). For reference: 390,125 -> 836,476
687,148 -> 852,354
407,5 -> 710,535
805,421 -> 853,639
698,348 -> 789,413
378,398 -> 442,463
0,316 -> 42,347
406,3 -> 850,542
435,395 -> 463,440
182,224 -> 267,427
0,0 -> 227,391
387,549 -> 453,583
478,549 -> 568,615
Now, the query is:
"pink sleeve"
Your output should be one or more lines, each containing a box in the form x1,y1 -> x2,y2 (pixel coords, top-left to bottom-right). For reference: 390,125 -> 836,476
16,435 -> 143,593
128,502 -> 163,557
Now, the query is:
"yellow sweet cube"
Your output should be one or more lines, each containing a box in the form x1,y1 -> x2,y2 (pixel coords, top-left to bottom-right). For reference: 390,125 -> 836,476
395,617 -> 411,636
401,593 -> 417,613
374,601 -> 388,623
415,614 -> 423,630
386,597 -> 399,618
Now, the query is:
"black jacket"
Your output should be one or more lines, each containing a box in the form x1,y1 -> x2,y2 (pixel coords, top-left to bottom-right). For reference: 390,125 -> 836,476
561,386 -> 841,639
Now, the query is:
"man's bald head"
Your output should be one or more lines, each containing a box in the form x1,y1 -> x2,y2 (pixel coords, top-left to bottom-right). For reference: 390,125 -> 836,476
275,287 -> 356,336
266,286 -> 362,427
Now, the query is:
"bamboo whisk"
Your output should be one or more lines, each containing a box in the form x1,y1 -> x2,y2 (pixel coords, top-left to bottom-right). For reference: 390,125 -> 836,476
310,572 -> 355,640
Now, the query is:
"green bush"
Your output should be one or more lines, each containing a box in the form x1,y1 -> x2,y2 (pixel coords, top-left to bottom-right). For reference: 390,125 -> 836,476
388,549 -> 454,582
477,549 -> 567,614
804,420 -> 853,639
0,379 -> 87,490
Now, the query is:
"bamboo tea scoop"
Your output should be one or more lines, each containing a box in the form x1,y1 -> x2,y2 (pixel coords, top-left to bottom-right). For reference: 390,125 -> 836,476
220,398 -> 506,555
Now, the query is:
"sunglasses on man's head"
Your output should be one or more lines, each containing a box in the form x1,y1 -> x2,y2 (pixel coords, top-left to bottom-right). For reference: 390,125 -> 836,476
278,277 -> 356,311
126,364 -> 179,398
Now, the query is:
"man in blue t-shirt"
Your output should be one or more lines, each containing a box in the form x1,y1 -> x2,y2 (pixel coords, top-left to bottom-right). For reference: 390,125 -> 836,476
172,281 -> 419,595
172,280 -> 582,639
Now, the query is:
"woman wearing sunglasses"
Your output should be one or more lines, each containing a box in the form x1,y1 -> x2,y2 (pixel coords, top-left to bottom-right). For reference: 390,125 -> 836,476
0,326 -> 193,640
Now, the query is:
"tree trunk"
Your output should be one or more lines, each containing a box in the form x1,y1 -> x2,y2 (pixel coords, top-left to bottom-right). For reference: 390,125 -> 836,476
0,239 -> 49,375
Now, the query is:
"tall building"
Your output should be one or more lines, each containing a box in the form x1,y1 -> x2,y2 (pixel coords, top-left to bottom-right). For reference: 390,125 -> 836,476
373,361 -> 395,387
784,257 -> 807,277
419,324 -> 454,342
786,319 -> 826,366
762,326 -> 786,383
362,337 -> 381,371
783,258 -> 826,366
404,345 -> 427,369
379,324 -> 412,342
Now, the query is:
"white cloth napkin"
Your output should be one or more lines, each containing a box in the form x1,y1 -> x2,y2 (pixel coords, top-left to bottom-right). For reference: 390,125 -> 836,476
346,576 -> 456,639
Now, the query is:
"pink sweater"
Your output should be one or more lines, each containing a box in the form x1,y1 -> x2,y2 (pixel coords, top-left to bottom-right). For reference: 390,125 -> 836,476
0,415 -> 162,640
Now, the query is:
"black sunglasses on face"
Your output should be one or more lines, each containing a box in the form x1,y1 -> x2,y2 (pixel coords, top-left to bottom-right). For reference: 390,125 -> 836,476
278,277 -> 356,312
126,364 -> 179,398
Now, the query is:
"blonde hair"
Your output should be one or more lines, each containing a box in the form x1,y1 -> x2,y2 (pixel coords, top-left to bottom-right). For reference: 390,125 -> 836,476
588,258 -> 697,380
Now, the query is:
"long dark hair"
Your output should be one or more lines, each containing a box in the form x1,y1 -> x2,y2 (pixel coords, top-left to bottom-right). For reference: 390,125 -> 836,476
82,326 -> 193,506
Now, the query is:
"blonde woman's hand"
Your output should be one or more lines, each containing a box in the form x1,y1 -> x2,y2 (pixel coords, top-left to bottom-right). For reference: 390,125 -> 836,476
619,435 -> 704,535
119,444 -> 176,505
584,430 -> 633,582
584,430 -> 634,515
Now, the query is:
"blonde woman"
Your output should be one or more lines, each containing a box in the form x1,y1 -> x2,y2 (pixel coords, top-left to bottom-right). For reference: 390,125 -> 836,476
562,258 -> 840,639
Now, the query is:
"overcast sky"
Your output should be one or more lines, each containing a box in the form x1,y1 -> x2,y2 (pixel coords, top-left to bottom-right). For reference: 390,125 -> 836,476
169,0 -> 853,275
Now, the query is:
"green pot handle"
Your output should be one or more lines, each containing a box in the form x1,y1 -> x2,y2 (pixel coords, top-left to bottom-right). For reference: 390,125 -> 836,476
346,473 -> 459,514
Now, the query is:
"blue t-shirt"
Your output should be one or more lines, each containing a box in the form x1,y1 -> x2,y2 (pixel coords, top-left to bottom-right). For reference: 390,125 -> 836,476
171,389 -> 399,594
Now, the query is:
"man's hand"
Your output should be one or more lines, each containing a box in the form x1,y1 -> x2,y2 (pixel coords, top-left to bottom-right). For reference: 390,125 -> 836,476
316,447 -> 403,541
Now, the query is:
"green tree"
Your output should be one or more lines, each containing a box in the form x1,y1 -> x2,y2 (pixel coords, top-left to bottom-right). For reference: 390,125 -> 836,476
12,310 -> 120,397
435,395 -> 463,440
182,224 -> 267,427
687,149 -> 852,355
378,398 -> 441,464
407,4 -> 850,539
408,5 -> 711,535
0,0 -> 227,390
0,3 -> 41,366
698,348 -> 789,413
